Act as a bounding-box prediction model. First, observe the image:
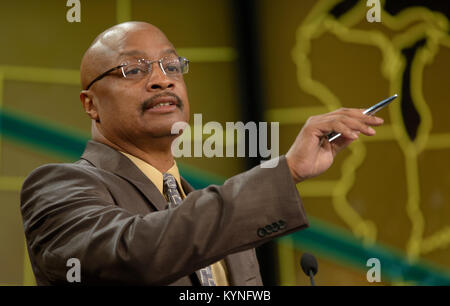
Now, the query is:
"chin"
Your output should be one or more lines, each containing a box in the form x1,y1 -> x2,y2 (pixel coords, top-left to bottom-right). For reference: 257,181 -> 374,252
145,123 -> 184,138
141,111 -> 188,135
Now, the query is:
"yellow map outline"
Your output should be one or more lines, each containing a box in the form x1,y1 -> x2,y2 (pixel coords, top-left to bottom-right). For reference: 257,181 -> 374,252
273,0 -> 450,284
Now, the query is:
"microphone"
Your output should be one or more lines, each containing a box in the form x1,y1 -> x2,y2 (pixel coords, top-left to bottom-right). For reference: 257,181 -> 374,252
300,253 -> 318,286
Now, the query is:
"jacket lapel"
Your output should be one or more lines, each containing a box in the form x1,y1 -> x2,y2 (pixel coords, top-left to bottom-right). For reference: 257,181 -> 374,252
80,140 -> 168,211
81,140 -> 202,285
180,177 -> 194,194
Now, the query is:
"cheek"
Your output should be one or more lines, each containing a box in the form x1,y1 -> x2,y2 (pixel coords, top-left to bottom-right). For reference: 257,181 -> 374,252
98,90 -> 140,124
178,83 -> 190,116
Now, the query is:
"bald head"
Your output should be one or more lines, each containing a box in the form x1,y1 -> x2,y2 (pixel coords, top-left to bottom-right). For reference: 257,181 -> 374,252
79,20 -> 190,156
80,22 -> 173,90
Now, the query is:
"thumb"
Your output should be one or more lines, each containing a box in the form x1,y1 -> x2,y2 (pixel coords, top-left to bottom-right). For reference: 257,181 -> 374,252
330,134 -> 358,156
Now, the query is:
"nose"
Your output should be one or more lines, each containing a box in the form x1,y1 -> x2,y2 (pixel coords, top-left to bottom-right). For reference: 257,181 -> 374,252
145,61 -> 174,91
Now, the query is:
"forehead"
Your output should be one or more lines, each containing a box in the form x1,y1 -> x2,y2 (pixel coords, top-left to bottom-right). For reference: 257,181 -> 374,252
116,28 -> 176,62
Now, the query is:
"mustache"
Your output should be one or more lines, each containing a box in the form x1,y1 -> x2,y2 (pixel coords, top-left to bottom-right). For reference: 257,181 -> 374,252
141,92 -> 183,114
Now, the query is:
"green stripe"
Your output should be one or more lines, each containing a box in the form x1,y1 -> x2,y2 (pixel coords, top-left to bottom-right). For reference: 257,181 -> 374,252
0,108 -> 87,159
2,108 -> 450,285
0,108 -> 223,189
280,218 -> 450,285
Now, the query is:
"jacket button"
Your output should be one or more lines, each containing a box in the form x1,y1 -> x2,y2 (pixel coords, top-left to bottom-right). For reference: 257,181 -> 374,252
265,224 -> 273,234
271,222 -> 279,232
278,220 -> 287,229
257,228 -> 267,238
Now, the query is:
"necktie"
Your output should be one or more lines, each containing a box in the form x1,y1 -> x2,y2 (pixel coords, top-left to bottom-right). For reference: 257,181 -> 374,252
163,173 -> 216,286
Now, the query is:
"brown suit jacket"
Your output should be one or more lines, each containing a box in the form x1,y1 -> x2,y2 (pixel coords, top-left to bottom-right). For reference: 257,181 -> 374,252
20,140 -> 309,285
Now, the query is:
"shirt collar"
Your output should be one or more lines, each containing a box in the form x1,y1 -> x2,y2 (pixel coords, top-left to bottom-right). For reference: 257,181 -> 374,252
119,151 -> 185,197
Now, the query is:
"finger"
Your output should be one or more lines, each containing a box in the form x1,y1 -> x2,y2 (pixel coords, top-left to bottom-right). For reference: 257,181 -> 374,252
320,114 -> 375,137
332,108 -> 366,118
328,121 -> 360,140
332,111 -> 384,131
333,108 -> 384,126
310,116 -> 358,139
331,135 -> 355,155
339,116 -> 377,136
362,114 -> 384,126
307,112 -> 382,140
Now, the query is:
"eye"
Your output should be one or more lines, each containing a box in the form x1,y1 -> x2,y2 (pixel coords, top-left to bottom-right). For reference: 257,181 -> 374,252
123,65 -> 146,77
164,62 -> 181,74
166,64 -> 181,73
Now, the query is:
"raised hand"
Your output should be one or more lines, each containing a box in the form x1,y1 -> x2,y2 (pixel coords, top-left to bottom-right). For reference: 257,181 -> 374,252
286,108 -> 384,183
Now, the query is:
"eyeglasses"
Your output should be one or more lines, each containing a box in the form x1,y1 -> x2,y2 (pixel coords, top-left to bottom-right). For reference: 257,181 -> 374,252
85,56 -> 190,90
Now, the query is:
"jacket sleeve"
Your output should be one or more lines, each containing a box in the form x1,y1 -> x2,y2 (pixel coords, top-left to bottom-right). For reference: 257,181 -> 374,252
20,155 -> 308,285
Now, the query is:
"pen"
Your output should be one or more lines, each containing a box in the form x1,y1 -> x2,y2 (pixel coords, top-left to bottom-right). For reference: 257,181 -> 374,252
327,94 -> 398,142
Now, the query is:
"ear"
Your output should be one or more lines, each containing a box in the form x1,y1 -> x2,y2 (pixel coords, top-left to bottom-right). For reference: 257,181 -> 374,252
80,90 -> 100,123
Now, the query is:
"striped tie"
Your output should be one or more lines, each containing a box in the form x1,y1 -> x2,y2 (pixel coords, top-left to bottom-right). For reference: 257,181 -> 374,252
163,173 -> 216,286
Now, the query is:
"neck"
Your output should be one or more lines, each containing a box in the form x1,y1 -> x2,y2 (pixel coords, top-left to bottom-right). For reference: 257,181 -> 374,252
91,122 -> 176,173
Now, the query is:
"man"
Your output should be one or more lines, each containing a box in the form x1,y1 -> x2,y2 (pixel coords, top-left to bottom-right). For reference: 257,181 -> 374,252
20,21 -> 383,285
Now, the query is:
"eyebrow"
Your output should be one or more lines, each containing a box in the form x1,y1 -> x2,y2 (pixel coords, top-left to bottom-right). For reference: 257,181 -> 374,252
161,48 -> 177,56
118,50 -> 147,57
118,48 -> 178,59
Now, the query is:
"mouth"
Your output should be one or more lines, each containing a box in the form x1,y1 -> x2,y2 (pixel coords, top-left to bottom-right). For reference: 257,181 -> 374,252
142,94 -> 182,114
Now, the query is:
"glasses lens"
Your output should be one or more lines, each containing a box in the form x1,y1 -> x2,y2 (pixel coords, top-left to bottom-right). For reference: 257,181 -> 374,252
180,57 -> 189,74
121,62 -> 148,79
162,57 -> 189,75
162,57 -> 182,75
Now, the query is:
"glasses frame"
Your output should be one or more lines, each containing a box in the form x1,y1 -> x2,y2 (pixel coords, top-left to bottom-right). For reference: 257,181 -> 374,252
84,56 -> 189,90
